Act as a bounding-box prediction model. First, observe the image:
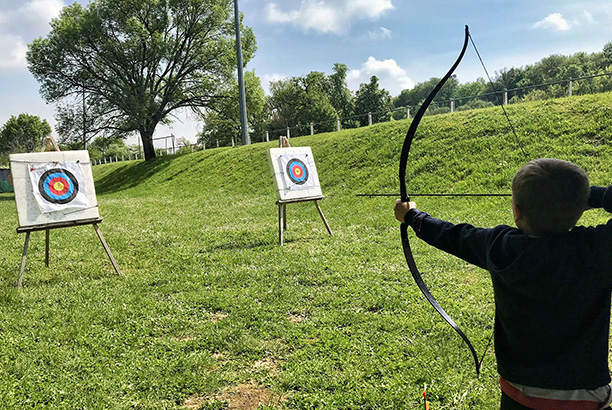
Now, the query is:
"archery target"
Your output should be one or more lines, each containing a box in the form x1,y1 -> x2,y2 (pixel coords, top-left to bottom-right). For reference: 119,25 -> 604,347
9,151 -> 99,228
39,168 -> 79,204
286,158 -> 309,185
268,147 -> 322,201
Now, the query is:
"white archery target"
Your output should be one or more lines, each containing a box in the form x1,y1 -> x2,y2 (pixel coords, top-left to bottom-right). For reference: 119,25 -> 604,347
268,147 -> 322,201
10,151 -> 99,228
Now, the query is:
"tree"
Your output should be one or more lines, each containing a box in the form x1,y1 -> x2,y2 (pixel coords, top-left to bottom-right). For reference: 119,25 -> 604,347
198,70 -> 266,146
328,63 -> 356,127
354,76 -> 392,126
27,0 -> 256,161
267,72 -> 337,137
0,114 -> 52,154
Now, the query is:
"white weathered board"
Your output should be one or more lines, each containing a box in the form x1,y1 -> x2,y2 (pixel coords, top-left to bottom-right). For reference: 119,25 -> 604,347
268,147 -> 322,201
9,151 -> 99,229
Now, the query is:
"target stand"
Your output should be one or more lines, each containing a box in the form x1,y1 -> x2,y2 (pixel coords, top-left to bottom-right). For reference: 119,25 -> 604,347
268,139 -> 332,245
16,218 -> 121,288
10,146 -> 121,287
277,196 -> 332,246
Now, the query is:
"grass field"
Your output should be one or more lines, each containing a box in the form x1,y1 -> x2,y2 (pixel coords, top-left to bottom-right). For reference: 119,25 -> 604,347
1,93 -> 612,409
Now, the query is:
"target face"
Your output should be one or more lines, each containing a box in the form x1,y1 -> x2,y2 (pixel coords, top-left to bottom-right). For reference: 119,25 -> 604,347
286,158 -> 309,185
38,168 -> 79,204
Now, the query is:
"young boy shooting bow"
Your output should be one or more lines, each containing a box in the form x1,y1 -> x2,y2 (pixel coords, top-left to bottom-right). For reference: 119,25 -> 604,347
394,158 -> 612,410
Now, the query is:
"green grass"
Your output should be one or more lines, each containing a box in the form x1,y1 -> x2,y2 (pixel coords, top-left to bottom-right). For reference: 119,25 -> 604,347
1,92 -> 612,409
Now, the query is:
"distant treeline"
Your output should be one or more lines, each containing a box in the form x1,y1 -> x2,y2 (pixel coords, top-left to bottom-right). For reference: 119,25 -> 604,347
223,41 -> 612,145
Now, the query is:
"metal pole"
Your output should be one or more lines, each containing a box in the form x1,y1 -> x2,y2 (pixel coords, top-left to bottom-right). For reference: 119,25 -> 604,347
82,87 -> 87,149
234,0 -> 249,145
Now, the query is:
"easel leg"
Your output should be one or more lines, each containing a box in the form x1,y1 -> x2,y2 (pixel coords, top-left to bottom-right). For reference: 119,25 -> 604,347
93,224 -> 122,275
283,204 -> 287,231
278,204 -> 284,246
314,200 -> 332,236
45,229 -> 50,267
18,232 -> 31,288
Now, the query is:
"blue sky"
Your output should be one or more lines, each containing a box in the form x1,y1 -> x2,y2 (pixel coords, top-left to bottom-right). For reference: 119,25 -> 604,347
0,0 -> 611,145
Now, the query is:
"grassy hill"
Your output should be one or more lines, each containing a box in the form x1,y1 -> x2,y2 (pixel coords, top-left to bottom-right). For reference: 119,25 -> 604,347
1,92 -> 612,409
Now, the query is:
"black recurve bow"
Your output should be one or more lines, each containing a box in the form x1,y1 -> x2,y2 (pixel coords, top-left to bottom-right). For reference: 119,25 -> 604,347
398,25 -> 484,376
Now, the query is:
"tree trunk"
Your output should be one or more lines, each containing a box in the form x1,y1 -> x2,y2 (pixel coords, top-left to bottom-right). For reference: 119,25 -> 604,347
140,129 -> 156,161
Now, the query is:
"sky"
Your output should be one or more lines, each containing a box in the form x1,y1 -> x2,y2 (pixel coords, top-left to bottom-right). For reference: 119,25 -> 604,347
0,0 -> 611,147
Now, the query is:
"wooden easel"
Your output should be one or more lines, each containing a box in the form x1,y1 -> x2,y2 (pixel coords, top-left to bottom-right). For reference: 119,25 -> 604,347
16,136 -> 121,287
276,137 -> 332,245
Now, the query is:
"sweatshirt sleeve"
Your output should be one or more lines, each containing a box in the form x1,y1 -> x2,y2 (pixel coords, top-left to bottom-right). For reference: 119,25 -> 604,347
588,185 -> 612,213
404,208 -> 494,270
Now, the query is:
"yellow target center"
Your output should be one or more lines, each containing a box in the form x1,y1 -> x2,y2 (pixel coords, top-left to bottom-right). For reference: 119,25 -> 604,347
294,168 -> 302,177
53,181 -> 65,191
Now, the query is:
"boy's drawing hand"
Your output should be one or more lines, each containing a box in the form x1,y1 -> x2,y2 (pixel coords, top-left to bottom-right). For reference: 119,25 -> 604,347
394,199 -> 417,223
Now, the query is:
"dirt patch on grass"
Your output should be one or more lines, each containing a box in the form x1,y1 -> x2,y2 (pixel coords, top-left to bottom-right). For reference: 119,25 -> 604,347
211,312 -> 228,323
287,313 -> 306,323
220,383 -> 277,409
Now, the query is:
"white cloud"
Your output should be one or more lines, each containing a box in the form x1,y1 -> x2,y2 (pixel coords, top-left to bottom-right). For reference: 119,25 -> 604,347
18,0 -> 64,29
265,0 -> 393,35
582,11 -> 594,24
0,33 -> 28,69
533,13 -> 571,31
0,0 -> 65,70
347,56 -> 414,95
364,26 -> 392,41
261,73 -> 288,95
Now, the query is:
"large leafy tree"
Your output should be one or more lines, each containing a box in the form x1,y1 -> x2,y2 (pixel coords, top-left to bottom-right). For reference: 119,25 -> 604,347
267,72 -> 337,137
27,0 -> 255,160
198,70 -> 266,146
354,76 -> 392,126
0,114 -> 52,154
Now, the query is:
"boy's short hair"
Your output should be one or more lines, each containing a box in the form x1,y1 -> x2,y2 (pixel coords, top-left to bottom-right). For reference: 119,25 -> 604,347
512,158 -> 589,235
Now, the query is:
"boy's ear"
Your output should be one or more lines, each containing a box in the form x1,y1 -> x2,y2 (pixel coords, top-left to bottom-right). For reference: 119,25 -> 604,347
512,204 -> 523,224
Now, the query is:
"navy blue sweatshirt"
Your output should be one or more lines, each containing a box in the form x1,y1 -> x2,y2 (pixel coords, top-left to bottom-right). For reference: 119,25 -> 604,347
404,186 -> 612,390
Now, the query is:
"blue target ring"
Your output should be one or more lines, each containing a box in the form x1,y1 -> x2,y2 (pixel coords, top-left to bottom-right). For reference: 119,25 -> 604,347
38,168 -> 79,204
286,158 -> 309,185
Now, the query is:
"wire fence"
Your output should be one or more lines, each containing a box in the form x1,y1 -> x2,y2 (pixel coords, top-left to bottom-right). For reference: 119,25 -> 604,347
90,70 -> 612,165
263,71 -> 612,142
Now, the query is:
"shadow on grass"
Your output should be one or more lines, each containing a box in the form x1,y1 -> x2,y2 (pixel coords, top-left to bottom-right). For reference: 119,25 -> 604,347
205,238 -> 275,252
94,157 -> 173,195
0,194 -> 14,201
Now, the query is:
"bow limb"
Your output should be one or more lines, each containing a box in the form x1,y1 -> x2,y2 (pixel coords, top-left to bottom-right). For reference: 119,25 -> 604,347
398,25 -> 481,376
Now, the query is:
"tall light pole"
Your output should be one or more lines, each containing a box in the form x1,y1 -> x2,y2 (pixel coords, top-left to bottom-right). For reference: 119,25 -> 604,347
233,0 -> 250,145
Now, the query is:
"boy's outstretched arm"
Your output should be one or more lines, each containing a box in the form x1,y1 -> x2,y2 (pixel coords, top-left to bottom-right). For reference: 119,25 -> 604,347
394,199 -> 417,223
588,185 -> 612,212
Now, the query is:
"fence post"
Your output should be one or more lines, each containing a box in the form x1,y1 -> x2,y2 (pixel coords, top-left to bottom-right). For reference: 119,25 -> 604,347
310,122 -> 314,135
286,127 -> 290,139
407,107 -> 410,119
336,118 -> 340,132
568,80 -> 573,97
216,139 -> 219,148
368,112 -> 372,126
115,156 -> 118,162
232,136 -> 235,147
450,99 -> 455,113
503,88 -> 508,105
265,131 -> 269,142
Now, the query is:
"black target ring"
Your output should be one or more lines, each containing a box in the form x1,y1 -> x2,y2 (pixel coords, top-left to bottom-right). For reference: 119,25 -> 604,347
38,168 -> 79,204
286,158 -> 309,185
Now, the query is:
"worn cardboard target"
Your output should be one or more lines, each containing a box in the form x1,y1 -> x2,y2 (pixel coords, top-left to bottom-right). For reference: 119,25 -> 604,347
268,147 -> 322,201
9,151 -> 99,229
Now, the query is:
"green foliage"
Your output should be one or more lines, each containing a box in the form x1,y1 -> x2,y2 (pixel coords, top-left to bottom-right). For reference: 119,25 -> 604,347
199,70 -> 267,147
354,76 -> 392,126
267,72 -> 339,136
1,93 -> 612,408
0,113 -> 52,155
27,0 -> 256,161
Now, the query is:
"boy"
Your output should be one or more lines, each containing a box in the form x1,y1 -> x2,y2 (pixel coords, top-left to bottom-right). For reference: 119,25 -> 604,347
394,158 -> 612,410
